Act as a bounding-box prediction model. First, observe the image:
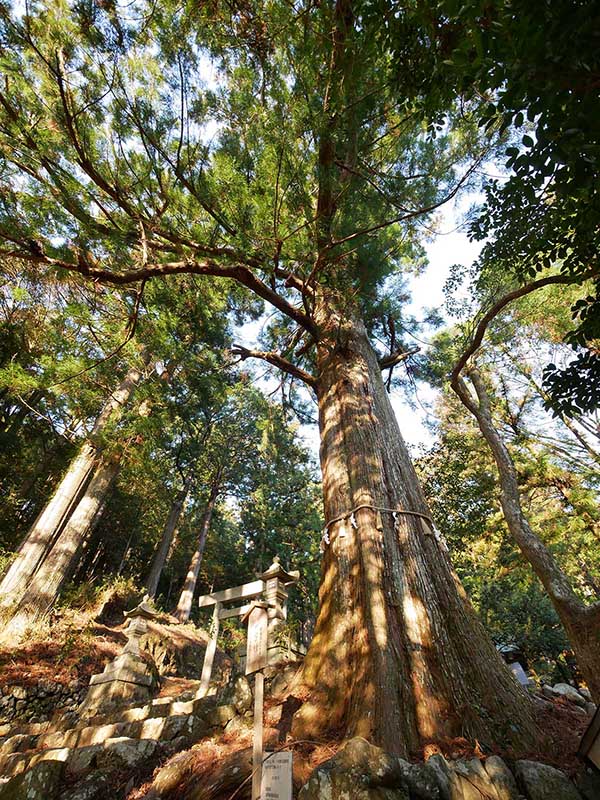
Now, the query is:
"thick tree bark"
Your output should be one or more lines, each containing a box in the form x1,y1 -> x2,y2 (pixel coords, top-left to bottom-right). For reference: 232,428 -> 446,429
7,455 -> 120,630
146,479 -> 192,598
292,312 -> 540,756
453,369 -> 600,703
0,357 -> 149,612
174,476 -> 221,623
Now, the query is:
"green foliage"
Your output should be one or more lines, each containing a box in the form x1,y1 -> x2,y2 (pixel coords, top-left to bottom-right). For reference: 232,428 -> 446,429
420,0 -> 600,412
421,301 -> 600,675
59,574 -> 141,614
1,0 -> 597,685
417,412 -> 573,674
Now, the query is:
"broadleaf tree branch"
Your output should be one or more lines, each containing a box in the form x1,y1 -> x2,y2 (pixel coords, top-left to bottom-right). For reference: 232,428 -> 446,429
450,267 -> 600,390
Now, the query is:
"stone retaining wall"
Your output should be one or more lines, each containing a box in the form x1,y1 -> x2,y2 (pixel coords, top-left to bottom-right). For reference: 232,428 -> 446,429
0,680 -> 86,725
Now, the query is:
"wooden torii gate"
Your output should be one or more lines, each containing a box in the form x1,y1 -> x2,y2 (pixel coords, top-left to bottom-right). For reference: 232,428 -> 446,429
196,556 -> 299,697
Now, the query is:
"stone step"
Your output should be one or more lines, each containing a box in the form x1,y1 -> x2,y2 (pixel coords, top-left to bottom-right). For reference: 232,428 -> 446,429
0,700 -> 243,777
74,692 -> 211,729
0,677 -> 246,780
0,736 -> 163,780
0,746 -> 70,779
0,707 -> 214,770
0,688 -> 215,744
0,720 -> 50,739
0,707 -> 215,777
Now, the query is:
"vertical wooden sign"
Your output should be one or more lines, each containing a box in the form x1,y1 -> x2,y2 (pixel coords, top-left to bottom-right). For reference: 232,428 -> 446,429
244,603 -> 269,800
246,604 -> 268,676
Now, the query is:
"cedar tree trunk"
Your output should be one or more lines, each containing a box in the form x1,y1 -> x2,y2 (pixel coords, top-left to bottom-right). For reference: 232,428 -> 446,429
0,442 -> 96,609
454,369 -> 600,702
292,311 -> 540,756
8,455 -> 120,630
146,479 -> 191,598
0,357 -> 148,612
174,475 -> 221,622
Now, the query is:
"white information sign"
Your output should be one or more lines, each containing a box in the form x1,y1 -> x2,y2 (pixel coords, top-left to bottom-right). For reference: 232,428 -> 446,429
261,752 -> 292,800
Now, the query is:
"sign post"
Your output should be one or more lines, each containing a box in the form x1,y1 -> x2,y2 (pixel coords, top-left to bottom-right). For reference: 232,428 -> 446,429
579,706 -> 600,769
194,555 -> 300,797
242,601 -> 269,800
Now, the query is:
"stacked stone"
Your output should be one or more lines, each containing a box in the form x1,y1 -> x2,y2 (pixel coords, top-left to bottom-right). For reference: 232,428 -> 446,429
0,681 -> 85,725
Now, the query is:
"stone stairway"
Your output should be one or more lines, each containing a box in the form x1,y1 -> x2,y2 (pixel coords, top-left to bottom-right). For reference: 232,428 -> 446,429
0,675 -> 253,799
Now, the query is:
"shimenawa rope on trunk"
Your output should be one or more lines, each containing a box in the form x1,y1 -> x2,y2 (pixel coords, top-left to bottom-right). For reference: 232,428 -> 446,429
320,504 -> 448,550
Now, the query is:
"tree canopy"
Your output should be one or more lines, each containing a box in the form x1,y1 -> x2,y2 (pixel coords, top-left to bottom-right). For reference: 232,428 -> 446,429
0,0 -> 599,761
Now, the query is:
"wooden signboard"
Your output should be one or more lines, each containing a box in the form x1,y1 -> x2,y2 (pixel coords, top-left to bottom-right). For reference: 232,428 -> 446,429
246,604 -> 269,676
242,602 -> 270,800
261,752 -> 293,800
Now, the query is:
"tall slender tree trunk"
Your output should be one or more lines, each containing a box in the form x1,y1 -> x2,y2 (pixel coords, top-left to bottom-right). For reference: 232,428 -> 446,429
146,479 -> 192,598
116,532 -> 133,577
453,368 -> 600,702
293,311 -> 540,756
0,443 -> 96,606
8,455 -> 120,630
0,357 -> 149,612
174,476 -> 221,623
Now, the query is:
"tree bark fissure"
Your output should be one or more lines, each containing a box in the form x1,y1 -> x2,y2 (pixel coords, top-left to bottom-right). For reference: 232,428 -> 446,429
293,310 -> 539,755
454,369 -> 600,701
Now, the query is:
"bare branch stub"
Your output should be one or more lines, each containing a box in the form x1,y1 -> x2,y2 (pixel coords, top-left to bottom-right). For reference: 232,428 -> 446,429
379,346 -> 419,371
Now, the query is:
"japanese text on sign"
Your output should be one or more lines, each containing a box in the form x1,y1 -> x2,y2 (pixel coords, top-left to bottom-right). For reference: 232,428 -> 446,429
261,752 -> 292,800
245,604 -> 268,675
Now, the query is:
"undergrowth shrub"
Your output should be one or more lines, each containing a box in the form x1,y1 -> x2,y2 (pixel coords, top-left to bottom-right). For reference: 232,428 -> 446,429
60,575 -> 141,616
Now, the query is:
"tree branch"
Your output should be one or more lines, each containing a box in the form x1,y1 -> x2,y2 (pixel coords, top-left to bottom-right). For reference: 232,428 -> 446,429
378,346 -> 419,370
450,268 -> 600,389
1,244 -> 318,337
327,158 -> 483,251
230,345 -> 317,388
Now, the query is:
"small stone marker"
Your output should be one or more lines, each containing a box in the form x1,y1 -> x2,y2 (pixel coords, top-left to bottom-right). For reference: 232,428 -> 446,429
79,595 -> 159,717
261,752 -> 293,800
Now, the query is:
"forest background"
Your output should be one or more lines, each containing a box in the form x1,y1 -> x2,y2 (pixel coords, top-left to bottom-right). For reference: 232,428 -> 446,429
0,0 -> 598,755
